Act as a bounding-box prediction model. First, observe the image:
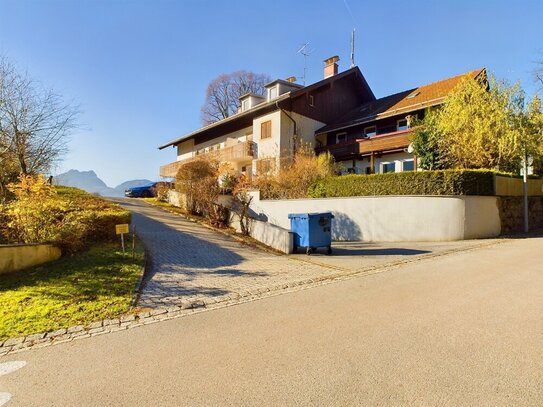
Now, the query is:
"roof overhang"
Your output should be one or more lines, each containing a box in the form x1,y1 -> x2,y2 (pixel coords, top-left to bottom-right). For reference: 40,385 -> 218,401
158,93 -> 290,150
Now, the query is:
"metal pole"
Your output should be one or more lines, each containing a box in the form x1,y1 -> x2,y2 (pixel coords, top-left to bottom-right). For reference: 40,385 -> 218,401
121,233 -> 125,253
523,150 -> 529,233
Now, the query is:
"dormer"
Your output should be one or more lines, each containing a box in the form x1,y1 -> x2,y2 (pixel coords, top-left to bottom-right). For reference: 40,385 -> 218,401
239,93 -> 265,112
265,77 -> 304,101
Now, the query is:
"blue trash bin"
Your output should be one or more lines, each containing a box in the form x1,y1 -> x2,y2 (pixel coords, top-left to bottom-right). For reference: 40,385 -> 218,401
288,212 -> 334,255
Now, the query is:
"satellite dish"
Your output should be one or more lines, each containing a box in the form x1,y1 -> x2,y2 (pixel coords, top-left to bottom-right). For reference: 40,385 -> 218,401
407,143 -> 414,154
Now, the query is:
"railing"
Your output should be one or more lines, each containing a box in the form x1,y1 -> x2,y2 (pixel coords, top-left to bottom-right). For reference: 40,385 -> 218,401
316,129 -> 413,160
160,141 -> 256,177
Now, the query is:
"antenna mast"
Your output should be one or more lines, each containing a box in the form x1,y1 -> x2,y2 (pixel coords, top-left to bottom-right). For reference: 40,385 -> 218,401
297,42 -> 313,85
350,29 -> 356,68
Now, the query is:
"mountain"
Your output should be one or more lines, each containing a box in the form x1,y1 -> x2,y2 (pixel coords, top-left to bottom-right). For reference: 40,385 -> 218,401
53,170 -> 153,197
114,179 -> 153,193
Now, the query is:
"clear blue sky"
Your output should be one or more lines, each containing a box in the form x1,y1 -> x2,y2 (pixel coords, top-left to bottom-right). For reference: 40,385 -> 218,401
1,0 -> 541,186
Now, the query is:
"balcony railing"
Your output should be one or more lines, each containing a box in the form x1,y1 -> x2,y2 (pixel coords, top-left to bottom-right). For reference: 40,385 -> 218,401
160,141 -> 256,177
316,129 -> 413,160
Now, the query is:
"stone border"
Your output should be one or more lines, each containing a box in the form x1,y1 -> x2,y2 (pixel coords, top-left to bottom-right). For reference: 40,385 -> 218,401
0,238 -> 506,357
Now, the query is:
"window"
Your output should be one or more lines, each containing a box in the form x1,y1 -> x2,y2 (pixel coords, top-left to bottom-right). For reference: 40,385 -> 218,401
336,132 -> 347,144
261,120 -> 272,139
309,95 -> 314,107
397,118 -> 409,131
364,126 -> 377,137
241,99 -> 250,111
381,162 -> 396,173
402,160 -> 415,172
268,86 -> 278,100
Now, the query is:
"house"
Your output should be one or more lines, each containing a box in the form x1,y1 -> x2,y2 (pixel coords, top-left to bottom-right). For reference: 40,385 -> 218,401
316,68 -> 486,174
159,58 -> 485,178
158,56 -> 375,178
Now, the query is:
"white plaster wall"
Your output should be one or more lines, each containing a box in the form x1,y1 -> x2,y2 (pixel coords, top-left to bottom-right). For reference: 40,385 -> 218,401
373,151 -> 414,173
254,111 -> 281,162
176,139 -> 195,161
247,191 -> 501,242
463,196 -> 501,239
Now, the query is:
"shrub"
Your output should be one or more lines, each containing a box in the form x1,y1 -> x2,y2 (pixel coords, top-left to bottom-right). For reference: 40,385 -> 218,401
175,157 -> 229,227
308,170 -> 497,198
256,147 -> 337,199
1,176 -> 130,254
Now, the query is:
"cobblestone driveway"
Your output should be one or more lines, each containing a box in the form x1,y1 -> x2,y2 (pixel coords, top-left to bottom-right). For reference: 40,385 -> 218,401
116,199 -> 338,309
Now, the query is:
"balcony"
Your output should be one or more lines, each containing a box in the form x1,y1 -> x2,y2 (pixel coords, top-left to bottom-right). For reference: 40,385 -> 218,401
160,141 -> 256,177
316,129 -> 413,161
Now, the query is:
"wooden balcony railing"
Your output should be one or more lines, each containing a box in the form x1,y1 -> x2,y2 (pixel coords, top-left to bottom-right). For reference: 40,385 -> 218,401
316,129 -> 412,161
160,141 -> 256,177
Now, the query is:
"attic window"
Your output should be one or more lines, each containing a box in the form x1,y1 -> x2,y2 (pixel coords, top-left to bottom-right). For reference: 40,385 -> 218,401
268,86 -> 278,101
241,99 -> 250,111
406,91 -> 420,99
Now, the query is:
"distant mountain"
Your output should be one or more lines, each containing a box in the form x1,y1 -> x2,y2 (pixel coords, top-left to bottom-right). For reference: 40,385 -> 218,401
53,170 -> 153,197
114,179 -> 153,193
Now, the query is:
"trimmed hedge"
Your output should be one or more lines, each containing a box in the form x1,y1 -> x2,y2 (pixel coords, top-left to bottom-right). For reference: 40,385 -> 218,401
308,170 -> 497,198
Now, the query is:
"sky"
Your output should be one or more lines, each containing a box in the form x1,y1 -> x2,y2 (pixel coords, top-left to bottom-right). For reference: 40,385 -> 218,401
0,0 -> 542,187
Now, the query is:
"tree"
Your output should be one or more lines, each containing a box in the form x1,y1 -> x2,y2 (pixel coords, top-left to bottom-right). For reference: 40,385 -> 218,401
0,57 -> 79,197
534,58 -> 543,90
412,75 -> 542,173
200,70 -> 271,125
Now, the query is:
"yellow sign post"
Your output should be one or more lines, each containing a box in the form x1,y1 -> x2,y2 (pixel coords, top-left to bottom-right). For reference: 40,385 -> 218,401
116,224 -> 130,252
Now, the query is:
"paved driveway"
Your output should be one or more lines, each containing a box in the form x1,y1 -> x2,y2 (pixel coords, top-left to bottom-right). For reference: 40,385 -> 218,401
116,199 -> 338,308
115,199 -> 501,310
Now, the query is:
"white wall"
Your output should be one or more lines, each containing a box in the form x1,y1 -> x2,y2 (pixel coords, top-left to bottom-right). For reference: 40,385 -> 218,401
247,191 -> 501,242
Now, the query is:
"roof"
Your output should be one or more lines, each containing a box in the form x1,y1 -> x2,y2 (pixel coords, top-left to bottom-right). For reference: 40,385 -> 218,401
264,78 -> 304,89
316,68 -> 486,135
158,66 -> 371,150
158,93 -> 290,150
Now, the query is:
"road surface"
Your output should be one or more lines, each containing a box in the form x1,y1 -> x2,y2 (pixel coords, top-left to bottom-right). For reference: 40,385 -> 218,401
1,237 -> 542,406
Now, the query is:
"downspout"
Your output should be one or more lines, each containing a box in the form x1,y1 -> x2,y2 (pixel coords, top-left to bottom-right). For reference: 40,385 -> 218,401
276,100 -> 297,154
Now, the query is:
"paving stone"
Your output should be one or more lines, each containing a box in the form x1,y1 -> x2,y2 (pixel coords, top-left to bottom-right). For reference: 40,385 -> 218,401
103,319 -> 120,326
120,315 -> 136,323
46,328 -> 67,338
67,325 -> 84,334
3,337 -> 25,347
88,321 -> 103,329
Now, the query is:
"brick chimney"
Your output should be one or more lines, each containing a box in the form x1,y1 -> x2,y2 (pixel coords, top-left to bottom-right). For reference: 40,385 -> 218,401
323,56 -> 340,79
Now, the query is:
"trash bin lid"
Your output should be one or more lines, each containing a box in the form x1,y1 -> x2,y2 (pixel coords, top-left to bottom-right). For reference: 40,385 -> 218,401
288,212 -> 334,219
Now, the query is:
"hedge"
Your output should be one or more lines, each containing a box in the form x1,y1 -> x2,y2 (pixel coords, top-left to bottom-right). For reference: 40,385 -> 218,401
308,170 -> 497,198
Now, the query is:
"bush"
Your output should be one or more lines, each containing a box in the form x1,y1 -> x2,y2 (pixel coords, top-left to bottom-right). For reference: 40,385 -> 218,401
175,157 -> 229,227
256,147 -> 337,199
308,170 -> 497,198
1,176 -> 130,254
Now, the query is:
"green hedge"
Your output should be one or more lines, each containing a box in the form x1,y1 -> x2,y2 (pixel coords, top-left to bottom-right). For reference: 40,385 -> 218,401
308,170 -> 497,198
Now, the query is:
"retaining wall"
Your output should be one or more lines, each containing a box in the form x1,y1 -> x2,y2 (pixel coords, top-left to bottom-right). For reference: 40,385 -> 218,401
0,244 -> 62,274
247,191 -> 501,242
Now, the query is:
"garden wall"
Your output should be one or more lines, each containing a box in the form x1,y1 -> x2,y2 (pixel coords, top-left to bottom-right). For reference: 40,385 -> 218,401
247,191 -> 501,242
0,244 -> 61,274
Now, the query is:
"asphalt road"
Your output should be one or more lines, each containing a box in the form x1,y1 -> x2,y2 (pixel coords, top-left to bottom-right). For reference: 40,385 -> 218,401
1,237 -> 542,406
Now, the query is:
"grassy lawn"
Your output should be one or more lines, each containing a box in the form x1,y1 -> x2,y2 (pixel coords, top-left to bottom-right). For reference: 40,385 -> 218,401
0,242 -> 144,341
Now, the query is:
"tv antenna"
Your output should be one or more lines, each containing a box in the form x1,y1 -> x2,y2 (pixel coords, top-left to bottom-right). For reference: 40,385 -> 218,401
350,29 -> 356,68
297,42 -> 314,85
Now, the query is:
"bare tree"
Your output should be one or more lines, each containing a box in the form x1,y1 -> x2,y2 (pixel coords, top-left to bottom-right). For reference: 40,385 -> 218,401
535,59 -> 543,89
0,57 -> 79,193
200,70 -> 271,125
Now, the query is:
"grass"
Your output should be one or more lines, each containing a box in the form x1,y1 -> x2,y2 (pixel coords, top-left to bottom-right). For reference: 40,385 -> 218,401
0,242 -> 144,341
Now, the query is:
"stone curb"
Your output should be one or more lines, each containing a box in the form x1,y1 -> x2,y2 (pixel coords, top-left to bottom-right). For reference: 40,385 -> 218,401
0,238 -> 507,357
